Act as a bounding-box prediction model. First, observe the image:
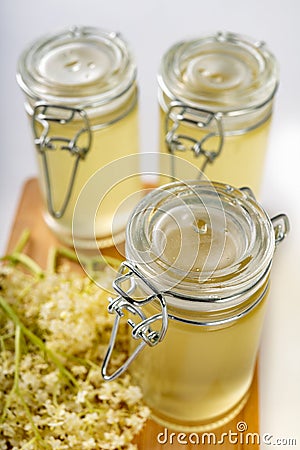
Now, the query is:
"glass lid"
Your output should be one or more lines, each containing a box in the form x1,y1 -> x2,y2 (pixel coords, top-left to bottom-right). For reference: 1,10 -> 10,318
126,181 -> 275,300
17,26 -> 136,106
158,31 -> 278,113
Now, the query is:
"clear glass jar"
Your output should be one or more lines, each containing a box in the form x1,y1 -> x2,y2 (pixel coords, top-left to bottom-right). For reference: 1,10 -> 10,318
17,26 -> 141,249
102,180 -> 289,431
158,32 -> 279,195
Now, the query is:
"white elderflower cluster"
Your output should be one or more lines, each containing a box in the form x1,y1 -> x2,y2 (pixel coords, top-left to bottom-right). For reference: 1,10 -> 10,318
0,262 -> 149,450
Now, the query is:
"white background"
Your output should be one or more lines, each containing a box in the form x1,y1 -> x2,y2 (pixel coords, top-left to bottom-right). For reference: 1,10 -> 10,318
1,0 -> 300,447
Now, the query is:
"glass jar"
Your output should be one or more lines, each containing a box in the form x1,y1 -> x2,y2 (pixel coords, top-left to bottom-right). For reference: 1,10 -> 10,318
101,180 -> 289,431
158,32 -> 279,195
17,26 -> 141,249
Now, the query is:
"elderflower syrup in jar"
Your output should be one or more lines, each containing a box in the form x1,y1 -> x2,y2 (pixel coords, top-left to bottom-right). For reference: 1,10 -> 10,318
17,26 -> 141,249
158,32 -> 279,195
102,181 -> 289,431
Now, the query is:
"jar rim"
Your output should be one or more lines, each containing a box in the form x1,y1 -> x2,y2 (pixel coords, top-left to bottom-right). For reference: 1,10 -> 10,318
17,26 -> 136,108
125,181 -> 275,302
158,31 -> 279,114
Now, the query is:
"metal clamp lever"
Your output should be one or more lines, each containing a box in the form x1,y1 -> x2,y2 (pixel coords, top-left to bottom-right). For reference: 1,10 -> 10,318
33,103 -> 92,219
101,261 -> 168,381
240,190 -> 290,247
271,214 -> 290,245
165,101 -> 224,175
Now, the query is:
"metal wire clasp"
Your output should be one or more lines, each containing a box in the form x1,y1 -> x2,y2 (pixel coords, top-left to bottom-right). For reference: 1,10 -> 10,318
240,190 -> 290,247
33,103 -> 92,218
101,261 -> 168,381
271,214 -> 290,245
165,101 -> 224,176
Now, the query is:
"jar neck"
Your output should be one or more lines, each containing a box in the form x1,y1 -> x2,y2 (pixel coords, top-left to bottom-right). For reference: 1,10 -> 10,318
158,85 -> 276,134
124,255 -> 271,317
24,83 -> 138,126
162,263 -> 271,315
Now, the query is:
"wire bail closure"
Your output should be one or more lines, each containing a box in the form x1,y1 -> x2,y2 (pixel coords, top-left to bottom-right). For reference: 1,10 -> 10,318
271,214 -> 290,245
165,101 -> 224,178
240,189 -> 290,247
33,103 -> 92,219
101,261 -> 168,381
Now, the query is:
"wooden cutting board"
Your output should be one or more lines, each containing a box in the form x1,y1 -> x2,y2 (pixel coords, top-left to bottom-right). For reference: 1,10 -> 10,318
6,178 -> 260,449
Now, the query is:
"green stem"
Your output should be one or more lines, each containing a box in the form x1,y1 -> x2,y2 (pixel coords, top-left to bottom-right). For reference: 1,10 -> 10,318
13,229 -> 30,253
13,325 -> 21,391
0,296 -> 78,388
40,240 -> 122,276
101,255 -> 123,269
18,393 -> 50,449
0,332 -> 14,353
57,350 -> 98,370
46,246 -> 57,274
78,406 -> 107,417
46,246 -> 80,273
57,246 -> 122,270
0,325 -> 22,422
20,437 -> 37,450
1,253 -> 44,278
0,320 -> 50,447
0,388 -> 12,422
56,246 -> 79,263
23,326 -> 78,387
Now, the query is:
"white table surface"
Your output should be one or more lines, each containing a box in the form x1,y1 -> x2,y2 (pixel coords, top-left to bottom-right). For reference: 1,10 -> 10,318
1,0 -> 299,447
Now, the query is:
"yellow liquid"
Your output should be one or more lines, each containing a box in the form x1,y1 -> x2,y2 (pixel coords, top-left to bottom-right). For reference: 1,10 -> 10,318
159,109 -> 272,196
130,220 -> 268,430
132,293 -> 267,430
33,106 -> 141,248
